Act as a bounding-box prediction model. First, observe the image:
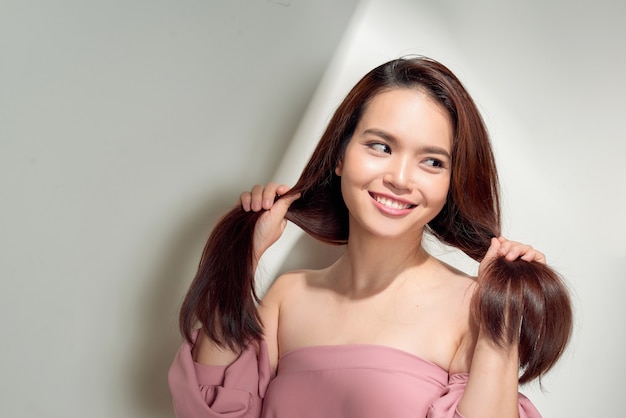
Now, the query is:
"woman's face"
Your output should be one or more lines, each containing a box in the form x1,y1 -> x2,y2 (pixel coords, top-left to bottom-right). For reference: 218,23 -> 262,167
336,88 -> 453,240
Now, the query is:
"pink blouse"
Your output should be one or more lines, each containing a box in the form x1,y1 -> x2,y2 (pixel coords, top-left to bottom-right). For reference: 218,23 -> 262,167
168,332 -> 541,418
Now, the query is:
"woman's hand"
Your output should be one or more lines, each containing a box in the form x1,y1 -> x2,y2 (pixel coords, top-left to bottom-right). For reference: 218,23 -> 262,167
479,236 -> 546,274
461,236 -> 547,417
240,182 -> 300,261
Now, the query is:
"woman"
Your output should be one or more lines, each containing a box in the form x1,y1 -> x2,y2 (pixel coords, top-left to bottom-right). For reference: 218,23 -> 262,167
169,57 -> 572,417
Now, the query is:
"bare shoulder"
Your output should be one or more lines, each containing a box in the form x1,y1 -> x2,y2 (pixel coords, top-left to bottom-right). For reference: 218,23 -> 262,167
258,268 -> 325,324
257,268 -> 322,371
428,259 -> 482,374
261,268 -> 318,303
430,256 -> 477,300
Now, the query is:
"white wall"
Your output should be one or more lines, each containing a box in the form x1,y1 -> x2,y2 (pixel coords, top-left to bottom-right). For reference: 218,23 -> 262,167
1,0 -> 624,417
264,1 -> 625,417
0,1 -> 359,417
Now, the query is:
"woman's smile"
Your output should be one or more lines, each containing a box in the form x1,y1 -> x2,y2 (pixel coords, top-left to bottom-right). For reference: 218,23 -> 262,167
370,192 -> 417,215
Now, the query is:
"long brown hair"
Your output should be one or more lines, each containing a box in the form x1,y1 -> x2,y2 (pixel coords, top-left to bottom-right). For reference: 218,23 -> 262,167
179,56 -> 572,384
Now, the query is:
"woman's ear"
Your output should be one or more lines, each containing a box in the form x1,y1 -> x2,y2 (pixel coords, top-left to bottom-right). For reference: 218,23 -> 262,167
335,158 -> 343,176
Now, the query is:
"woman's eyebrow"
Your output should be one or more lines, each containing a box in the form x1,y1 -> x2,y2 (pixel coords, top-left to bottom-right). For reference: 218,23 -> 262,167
363,128 -> 396,143
363,128 -> 451,160
419,146 -> 452,160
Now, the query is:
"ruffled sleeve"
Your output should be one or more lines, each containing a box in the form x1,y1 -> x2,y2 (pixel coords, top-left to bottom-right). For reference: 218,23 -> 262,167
427,373 -> 541,418
168,331 -> 274,418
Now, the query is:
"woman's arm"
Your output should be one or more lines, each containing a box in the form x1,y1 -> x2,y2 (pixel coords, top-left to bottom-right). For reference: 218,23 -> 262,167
192,330 -> 242,366
169,332 -> 272,418
191,286 -> 281,370
191,183 -> 298,367
457,237 -> 545,418
457,331 -> 520,417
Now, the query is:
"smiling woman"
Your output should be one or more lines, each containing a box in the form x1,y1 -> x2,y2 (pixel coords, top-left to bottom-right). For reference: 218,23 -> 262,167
336,88 -> 452,238
169,57 -> 573,418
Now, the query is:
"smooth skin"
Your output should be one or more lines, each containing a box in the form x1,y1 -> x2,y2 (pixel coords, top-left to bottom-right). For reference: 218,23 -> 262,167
194,89 -> 545,418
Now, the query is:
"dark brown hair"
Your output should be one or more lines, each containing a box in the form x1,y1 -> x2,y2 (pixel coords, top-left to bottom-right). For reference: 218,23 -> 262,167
179,56 -> 572,384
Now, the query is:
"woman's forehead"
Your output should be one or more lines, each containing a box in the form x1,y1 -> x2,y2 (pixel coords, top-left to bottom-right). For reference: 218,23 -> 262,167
355,88 -> 453,151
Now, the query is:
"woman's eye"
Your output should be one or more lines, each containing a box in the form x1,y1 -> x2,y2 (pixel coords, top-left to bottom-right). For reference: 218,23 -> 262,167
368,143 -> 391,154
423,158 -> 444,168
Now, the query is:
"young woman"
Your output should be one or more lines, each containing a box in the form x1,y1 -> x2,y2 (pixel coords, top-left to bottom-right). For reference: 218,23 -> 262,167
169,57 -> 572,417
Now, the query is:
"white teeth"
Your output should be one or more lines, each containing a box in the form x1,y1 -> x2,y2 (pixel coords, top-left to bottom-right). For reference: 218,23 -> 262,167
375,196 -> 412,210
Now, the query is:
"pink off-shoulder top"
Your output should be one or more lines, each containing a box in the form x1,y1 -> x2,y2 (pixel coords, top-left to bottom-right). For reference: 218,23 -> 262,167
168,332 -> 541,418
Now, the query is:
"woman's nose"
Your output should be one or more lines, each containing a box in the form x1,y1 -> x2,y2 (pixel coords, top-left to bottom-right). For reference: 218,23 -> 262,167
383,157 -> 413,191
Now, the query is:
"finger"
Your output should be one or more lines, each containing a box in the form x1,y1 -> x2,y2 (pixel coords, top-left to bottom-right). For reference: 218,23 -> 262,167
262,182 -> 281,210
493,236 -> 548,264
272,191 -> 302,216
478,237 -> 501,276
495,236 -> 512,254
240,191 -> 252,212
484,237 -> 501,261
250,184 -> 265,211
503,245 -> 531,261
500,241 -> 546,264
282,191 -> 301,205
496,237 -> 525,260
500,242 -> 531,261
262,183 -> 294,210
520,248 -> 547,264
480,237 -> 501,266
275,184 -> 291,197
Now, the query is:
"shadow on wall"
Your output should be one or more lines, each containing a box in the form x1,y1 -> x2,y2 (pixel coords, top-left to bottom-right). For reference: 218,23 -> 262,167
278,232 -> 345,274
127,196 -> 344,417
128,189 -> 239,417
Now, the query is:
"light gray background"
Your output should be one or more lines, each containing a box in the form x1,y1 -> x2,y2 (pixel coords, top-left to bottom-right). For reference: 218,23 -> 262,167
1,1 -> 624,417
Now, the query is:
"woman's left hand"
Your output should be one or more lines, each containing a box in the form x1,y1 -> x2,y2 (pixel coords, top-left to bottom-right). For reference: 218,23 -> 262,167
479,237 -> 546,274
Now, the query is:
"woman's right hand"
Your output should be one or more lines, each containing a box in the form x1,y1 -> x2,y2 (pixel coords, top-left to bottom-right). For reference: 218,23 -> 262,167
240,182 -> 300,261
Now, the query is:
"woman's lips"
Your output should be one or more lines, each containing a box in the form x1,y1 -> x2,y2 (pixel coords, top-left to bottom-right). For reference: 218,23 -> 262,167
369,192 -> 417,214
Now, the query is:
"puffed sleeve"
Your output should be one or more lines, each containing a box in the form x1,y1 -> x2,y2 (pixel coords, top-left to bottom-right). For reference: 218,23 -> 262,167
427,373 -> 541,418
168,331 -> 274,418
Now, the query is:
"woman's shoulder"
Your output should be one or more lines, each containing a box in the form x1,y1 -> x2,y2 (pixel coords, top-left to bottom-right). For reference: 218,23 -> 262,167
260,267 -> 330,323
424,258 -> 481,374
264,267 -> 328,298
427,255 -> 477,295
259,268 -> 329,371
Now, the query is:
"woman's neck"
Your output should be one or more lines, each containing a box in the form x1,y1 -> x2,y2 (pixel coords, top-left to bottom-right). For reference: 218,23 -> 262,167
332,228 -> 430,298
